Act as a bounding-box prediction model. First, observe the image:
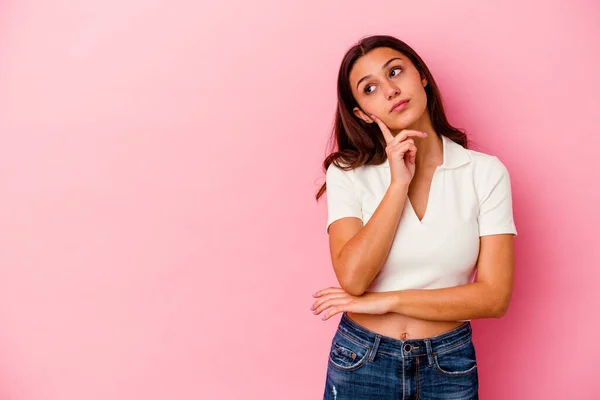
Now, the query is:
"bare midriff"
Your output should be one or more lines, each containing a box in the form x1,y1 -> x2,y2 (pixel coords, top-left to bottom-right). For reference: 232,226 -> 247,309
346,311 -> 464,341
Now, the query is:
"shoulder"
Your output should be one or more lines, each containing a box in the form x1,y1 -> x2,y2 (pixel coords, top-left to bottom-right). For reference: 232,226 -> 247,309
326,160 -> 355,178
466,148 -> 510,178
326,159 -> 378,180
326,161 -> 384,197
325,161 -> 360,190
465,149 -> 513,200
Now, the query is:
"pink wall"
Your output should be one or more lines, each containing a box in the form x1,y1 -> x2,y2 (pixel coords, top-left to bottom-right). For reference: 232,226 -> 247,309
0,0 -> 598,399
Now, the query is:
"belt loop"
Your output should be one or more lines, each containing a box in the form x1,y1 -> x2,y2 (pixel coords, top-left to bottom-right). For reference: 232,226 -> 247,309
425,339 -> 434,367
369,335 -> 381,362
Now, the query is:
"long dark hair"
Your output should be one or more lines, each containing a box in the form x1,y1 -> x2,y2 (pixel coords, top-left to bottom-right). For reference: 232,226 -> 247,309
315,35 -> 468,201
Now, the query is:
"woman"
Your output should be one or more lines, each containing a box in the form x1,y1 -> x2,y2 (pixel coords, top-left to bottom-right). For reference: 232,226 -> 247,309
311,35 -> 517,399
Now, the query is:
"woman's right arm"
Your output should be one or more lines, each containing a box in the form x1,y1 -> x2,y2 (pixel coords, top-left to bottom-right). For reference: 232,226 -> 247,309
328,182 -> 409,296
327,119 -> 426,296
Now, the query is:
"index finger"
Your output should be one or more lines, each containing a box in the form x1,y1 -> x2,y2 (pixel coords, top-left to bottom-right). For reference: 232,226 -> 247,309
390,129 -> 428,145
370,115 -> 394,144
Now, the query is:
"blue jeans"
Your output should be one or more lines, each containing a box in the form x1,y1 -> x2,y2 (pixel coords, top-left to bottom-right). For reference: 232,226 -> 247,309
323,312 -> 479,399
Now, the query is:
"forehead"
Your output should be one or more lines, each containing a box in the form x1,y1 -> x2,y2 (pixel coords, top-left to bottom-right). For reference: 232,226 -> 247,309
349,47 -> 409,85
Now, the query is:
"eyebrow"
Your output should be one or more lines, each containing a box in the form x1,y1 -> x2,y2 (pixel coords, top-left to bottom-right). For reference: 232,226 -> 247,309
356,57 -> 403,89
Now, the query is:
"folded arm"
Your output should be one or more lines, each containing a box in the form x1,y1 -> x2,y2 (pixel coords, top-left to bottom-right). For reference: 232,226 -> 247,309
385,234 -> 515,320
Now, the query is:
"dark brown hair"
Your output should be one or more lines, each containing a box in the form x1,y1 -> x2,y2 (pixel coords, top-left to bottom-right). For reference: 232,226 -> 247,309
315,35 -> 468,201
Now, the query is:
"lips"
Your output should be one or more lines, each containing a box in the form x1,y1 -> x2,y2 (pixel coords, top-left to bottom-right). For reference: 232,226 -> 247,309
391,99 -> 410,112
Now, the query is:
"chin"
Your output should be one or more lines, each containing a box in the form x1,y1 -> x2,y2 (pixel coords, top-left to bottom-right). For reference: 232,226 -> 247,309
385,114 -> 419,131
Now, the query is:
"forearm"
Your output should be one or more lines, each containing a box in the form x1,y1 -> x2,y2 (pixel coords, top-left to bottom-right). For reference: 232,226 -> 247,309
385,282 -> 511,321
337,183 -> 409,295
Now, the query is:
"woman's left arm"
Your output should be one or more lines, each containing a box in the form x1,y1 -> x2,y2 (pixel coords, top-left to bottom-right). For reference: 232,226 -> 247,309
313,233 -> 514,321
386,233 -> 515,320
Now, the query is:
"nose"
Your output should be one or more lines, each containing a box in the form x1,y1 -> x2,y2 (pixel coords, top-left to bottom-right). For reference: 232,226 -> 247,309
382,80 -> 400,100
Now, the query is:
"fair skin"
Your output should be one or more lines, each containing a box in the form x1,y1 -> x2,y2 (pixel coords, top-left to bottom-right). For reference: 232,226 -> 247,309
311,47 -> 515,339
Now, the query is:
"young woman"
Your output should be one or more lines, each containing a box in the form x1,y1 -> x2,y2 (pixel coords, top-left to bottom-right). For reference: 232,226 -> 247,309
311,35 -> 517,399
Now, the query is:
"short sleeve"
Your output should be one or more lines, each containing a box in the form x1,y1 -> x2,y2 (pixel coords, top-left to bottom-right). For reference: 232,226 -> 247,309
477,157 -> 518,237
325,163 -> 363,234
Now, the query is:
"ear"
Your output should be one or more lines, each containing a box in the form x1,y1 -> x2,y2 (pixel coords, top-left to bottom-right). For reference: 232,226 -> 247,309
421,75 -> 428,87
353,107 -> 373,124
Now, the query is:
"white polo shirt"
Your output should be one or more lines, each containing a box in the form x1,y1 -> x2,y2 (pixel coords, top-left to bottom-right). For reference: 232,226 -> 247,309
325,134 -> 517,293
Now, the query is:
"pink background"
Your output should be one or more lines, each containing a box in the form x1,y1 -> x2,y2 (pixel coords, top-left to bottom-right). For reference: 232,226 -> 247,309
0,0 -> 598,399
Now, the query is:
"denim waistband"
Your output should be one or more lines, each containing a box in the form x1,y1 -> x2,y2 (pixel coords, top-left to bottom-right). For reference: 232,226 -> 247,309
338,312 -> 473,359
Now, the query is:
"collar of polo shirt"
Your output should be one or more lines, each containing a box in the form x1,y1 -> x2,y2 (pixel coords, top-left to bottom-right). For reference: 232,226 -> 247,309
376,134 -> 471,170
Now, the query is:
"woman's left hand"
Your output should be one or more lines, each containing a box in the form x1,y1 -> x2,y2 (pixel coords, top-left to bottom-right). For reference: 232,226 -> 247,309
310,287 -> 393,320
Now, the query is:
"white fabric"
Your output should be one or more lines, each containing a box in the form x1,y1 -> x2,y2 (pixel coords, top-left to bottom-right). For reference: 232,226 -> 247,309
325,135 -> 517,293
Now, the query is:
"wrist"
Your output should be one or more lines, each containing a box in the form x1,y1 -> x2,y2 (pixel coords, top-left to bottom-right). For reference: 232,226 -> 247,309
382,291 -> 400,314
388,182 -> 409,194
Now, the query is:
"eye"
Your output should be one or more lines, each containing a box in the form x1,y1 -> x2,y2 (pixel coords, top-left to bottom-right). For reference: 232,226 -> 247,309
364,84 -> 376,94
390,67 -> 402,77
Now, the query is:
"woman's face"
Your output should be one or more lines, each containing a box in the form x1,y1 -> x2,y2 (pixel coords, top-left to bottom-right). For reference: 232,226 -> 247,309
348,47 -> 428,132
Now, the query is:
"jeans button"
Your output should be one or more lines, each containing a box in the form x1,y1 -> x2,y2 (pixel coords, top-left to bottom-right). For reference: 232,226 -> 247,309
403,344 -> 411,352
